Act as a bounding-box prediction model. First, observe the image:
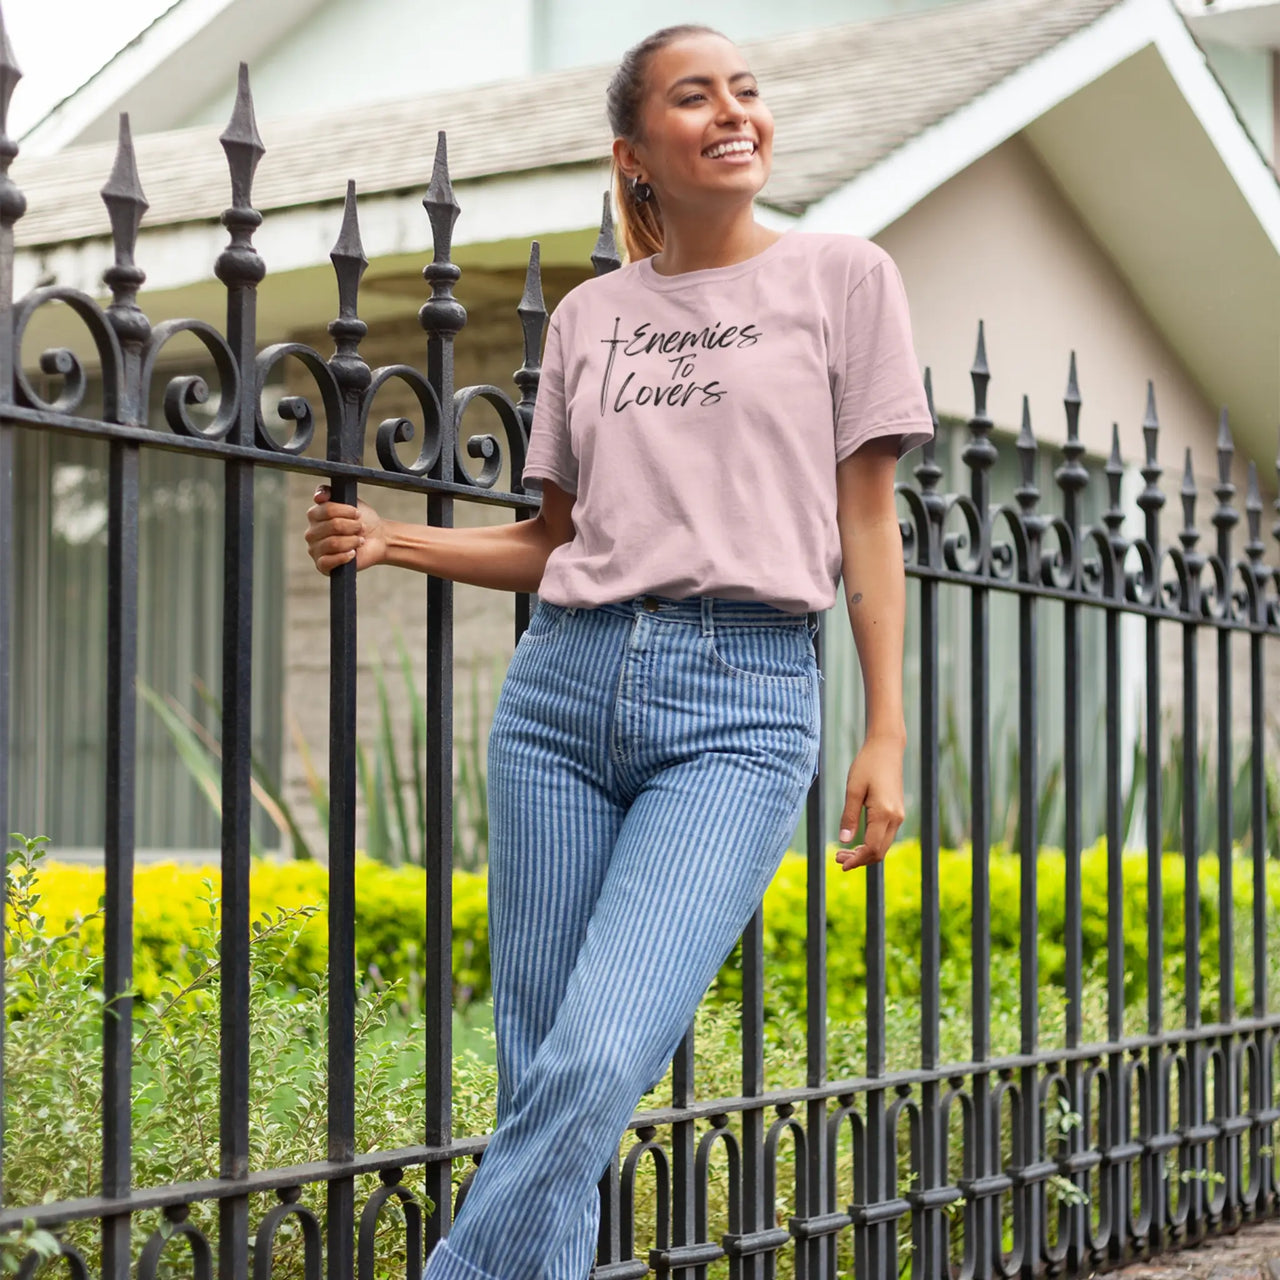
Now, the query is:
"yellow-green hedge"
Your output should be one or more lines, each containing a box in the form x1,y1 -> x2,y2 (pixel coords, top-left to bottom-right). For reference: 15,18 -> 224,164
29,858 -> 490,1008
28,841 -> 1280,1017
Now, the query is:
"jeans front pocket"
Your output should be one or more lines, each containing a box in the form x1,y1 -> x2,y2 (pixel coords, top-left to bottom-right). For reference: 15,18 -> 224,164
702,623 -> 815,684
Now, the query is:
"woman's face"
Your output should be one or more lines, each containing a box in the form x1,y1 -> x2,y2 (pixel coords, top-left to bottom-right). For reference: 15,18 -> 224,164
617,33 -> 774,213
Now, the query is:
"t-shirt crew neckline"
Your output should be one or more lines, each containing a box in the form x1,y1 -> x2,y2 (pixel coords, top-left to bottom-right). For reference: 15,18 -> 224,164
634,230 -> 793,292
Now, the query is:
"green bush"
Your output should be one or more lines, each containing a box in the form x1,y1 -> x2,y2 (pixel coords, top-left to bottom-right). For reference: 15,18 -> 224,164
727,838 -> 1280,1025
29,839 -> 1280,1026
8,834 -> 1280,1280
3,835 -> 503,1280
26,856 -> 491,1011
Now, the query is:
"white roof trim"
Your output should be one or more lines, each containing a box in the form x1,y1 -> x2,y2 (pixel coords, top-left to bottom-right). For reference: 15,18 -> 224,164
1147,0 -> 1280,241
20,0 -> 239,155
1177,0 -> 1280,47
799,0 -> 1147,237
800,0 -> 1280,251
13,166 -> 606,300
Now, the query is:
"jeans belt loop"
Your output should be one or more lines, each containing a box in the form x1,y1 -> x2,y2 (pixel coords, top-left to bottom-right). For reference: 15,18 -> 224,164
700,596 -> 715,638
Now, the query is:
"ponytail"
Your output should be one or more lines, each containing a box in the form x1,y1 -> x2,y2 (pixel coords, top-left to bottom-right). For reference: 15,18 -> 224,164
604,23 -> 726,264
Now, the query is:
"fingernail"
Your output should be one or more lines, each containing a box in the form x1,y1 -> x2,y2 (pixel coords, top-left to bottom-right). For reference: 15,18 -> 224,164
839,828 -> 852,842
358,537 -> 366,545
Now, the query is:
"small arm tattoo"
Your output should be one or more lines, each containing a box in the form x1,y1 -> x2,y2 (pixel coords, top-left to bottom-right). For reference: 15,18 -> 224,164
849,591 -> 863,605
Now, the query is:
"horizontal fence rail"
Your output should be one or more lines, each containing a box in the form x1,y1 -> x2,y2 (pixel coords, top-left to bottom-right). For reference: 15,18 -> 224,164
1,11 -> 1279,1280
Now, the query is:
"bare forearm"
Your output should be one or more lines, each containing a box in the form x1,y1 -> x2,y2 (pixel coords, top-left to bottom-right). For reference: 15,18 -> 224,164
381,516 -> 559,593
842,512 -> 907,742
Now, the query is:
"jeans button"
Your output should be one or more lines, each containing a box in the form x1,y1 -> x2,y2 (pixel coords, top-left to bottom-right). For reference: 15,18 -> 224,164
642,595 -> 660,612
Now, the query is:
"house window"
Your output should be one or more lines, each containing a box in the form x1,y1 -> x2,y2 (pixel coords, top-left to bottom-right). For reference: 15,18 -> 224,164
8,411 -> 285,857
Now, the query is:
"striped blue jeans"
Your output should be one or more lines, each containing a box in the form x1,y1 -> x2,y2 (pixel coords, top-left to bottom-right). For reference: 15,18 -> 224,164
423,592 -> 823,1280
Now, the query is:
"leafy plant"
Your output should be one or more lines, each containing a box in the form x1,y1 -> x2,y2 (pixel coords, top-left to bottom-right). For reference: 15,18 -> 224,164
138,678 -> 314,860
142,629 -> 503,869
3,831 -> 507,1280
9,828 -> 1280,1280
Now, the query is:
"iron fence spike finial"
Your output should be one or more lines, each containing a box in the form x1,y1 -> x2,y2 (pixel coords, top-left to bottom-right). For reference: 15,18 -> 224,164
1180,446 -> 1198,541
1216,408 -> 1233,482
922,365 -> 938,457
1244,461 -> 1263,563
326,179 -> 371,426
591,191 -> 621,275
1273,424 -> 1280,552
1016,393 -> 1035,472
1103,422 -> 1124,528
0,0 -> 25,232
915,367 -> 942,495
512,238 -> 546,427
1212,408 -> 1237,543
1015,395 -> 1039,514
423,129 -> 460,264
101,113 -> 148,265
330,179 -> 367,322
516,239 -> 547,377
1063,350 -> 1081,446
220,62 -> 264,213
971,319 -> 988,378
100,113 -> 150,354
968,319 -> 989,420
517,239 -> 545,320
0,0 -> 21,141
1018,394 -> 1034,446
1142,380 -> 1159,461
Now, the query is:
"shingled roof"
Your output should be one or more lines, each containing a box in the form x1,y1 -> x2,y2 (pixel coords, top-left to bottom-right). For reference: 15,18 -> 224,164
13,0 -> 1124,248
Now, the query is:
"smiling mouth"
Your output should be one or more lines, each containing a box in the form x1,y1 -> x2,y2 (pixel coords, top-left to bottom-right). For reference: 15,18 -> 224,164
702,140 -> 757,161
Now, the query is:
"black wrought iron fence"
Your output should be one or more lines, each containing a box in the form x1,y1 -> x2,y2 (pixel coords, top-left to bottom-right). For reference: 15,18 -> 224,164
1,15 -> 1279,1280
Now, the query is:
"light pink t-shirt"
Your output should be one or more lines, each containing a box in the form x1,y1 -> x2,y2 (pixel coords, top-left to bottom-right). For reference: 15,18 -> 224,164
521,230 -> 934,614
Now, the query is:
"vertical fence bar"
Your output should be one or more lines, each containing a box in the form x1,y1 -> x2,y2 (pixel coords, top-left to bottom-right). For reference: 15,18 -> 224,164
1055,356 -> 1088,1271
1102,426 -> 1128,1264
1211,414 -> 1238,1224
99,109 -> 151,1280
513,238 -> 547,643
0,1 -> 24,1203
1243,465 -> 1267,1025
1014,399 -> 1042,1277
215,65 -> 265,1280
914,377 -> 946,1278
101,439 -> 139,1280
1178,449 -> 1205,1238
326,181 -> 370,1280
802,612 -> 829,1280
962,324 -> 997,1280
420,132 -> 463,1254
862,861 -> 888,1278
1136,389 -> 1167,1252
739,904 -> 767,1279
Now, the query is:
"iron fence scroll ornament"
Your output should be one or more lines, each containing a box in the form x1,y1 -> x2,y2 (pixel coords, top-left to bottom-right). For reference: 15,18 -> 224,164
0,5 -> 1277,1278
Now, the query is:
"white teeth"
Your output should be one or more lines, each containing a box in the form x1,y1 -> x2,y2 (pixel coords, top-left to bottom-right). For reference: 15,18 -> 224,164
703,139 -> 755,159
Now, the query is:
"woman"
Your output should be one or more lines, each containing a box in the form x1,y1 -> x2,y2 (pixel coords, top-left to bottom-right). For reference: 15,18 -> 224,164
306,23 -> 933,1280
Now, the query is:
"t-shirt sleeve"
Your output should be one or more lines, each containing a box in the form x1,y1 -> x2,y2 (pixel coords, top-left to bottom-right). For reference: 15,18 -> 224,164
521,312 -> 579,495
833,254 -> 935,463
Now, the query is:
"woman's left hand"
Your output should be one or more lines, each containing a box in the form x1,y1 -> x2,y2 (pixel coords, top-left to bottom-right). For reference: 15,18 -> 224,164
835,734 -> 906,871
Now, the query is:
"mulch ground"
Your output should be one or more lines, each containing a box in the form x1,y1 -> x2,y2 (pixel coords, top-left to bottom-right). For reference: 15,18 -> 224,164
1105,1219 -> 1280,1279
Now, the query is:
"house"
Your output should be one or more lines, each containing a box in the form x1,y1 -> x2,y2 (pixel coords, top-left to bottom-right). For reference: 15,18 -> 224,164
8,0 -> 1279,858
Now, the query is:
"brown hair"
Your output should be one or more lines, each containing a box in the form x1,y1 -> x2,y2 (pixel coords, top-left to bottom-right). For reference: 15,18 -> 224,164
605,24 -> 728,263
